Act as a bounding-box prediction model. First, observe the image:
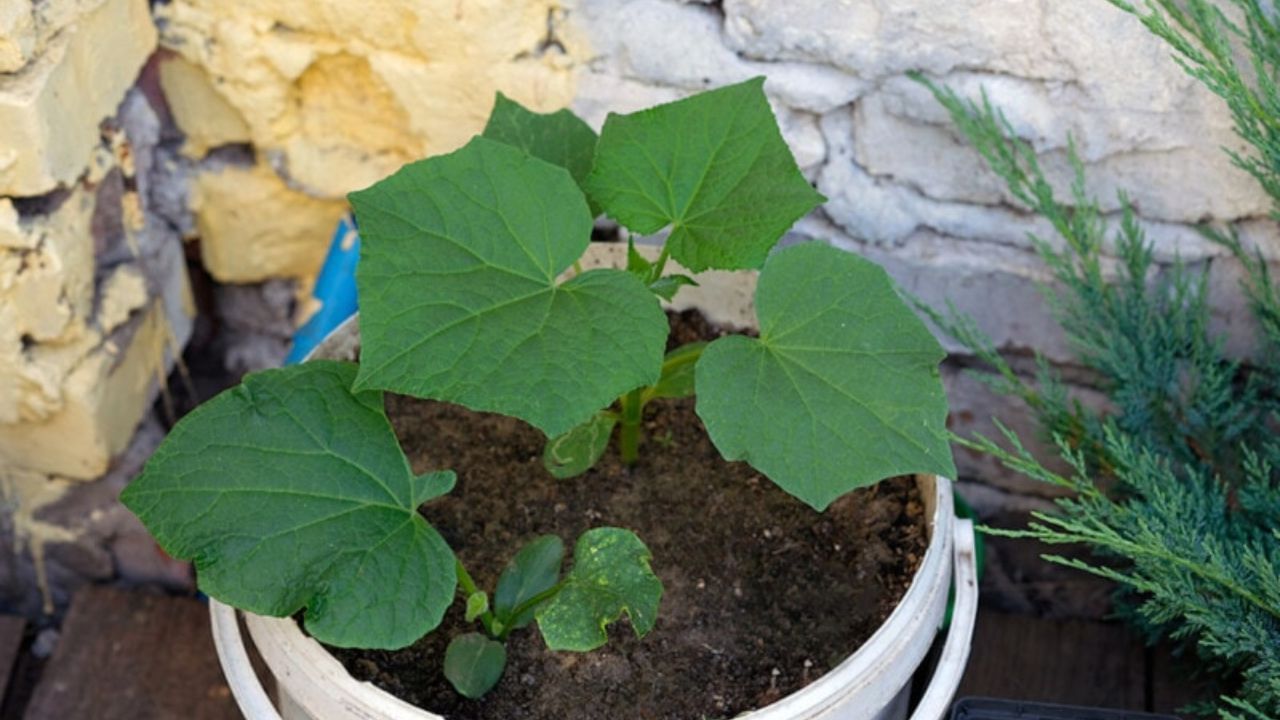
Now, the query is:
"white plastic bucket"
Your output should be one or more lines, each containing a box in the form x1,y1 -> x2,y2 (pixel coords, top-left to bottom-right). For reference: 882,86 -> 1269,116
208,243 -> 980,720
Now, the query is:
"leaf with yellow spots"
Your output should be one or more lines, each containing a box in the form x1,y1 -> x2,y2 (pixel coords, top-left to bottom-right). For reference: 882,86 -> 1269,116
535,528 -> 663,651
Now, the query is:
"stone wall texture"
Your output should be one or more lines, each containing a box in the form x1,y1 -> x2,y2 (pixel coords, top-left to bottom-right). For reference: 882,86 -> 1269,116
0,0 -> 195,615
1,0 -> 1278,619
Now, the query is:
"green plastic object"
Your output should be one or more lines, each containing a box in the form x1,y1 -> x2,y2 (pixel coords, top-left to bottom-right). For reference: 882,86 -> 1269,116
942,491 -> 986,630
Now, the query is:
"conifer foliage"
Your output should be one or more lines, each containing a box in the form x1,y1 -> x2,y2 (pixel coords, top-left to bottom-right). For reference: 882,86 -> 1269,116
913,2 -> 1280,708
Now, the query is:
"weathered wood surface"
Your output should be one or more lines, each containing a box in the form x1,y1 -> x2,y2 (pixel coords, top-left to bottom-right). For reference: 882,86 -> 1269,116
1149,643 -> 1217,717
23,586 -> 239,720
0,615 -> 25,710
958,610 -> 1148,711
0,609 -> 25,717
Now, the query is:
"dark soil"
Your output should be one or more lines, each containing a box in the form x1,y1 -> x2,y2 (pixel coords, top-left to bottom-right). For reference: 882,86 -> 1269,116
328,311 -> 928,720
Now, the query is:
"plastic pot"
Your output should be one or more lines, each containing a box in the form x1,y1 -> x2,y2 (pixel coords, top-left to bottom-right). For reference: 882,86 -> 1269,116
208,243 -> 981,720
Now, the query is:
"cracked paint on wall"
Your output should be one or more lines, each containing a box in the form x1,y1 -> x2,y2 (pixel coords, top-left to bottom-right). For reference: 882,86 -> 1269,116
159,0 -> 587,199
1,469 -> 77,614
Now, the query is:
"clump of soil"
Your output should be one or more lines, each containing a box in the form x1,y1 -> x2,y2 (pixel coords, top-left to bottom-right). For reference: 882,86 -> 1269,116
329,311 -> 928,720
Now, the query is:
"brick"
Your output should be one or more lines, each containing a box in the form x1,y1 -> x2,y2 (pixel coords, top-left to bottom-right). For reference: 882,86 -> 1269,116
0,190 -> 97,345
0,0 -> 156,195
0,298 -> 184,479
0,197 -> 27,248
193,160 -> 346,284
0,0 -> 114,73
157,53 -> 252,158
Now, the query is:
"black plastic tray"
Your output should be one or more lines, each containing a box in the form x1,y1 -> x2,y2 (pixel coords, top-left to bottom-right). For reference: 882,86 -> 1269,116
952,698 -> 1180,720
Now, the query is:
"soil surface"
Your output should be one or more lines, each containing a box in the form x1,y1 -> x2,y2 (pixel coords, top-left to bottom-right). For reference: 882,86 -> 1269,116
329,311 -> 928,720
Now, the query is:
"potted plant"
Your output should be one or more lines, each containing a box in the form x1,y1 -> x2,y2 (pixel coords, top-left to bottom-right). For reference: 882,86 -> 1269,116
123,78 -> 979,720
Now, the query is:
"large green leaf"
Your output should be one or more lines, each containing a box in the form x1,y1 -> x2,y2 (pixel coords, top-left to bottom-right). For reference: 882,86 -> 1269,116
481,92 -> 600,215
536,528 -> 662,651
350,137 -> 668,437
695,242 -> 956,511
584,77 -> 824,272
120,361 -> 457,650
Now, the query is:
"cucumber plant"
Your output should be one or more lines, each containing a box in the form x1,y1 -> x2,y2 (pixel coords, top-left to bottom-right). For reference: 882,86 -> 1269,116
448,530 -> 660,697
121,77 -> 955,700
353,78 -> 955,508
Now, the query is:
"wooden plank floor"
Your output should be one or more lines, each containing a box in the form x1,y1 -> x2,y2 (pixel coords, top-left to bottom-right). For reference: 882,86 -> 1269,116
0,615 -> 26,720
0,617 -> 25,705
22,586 -> 239,720
959,610 -> 1148,709
957,609 -> 1207,717
0,591 -> 1212,718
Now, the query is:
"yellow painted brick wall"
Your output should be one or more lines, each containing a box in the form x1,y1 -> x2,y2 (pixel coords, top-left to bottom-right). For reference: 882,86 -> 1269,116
0,0 -> 201,614
1,0 -> 587,484
0,0 -> 192,481
0,0 -> 156,195
158,0 -> 585,289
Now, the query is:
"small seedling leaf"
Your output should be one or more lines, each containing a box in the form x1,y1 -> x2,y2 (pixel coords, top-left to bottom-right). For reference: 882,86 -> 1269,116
696,242 -> 956,511
120,361 -> 457,650
542,412 -> 618,479
536,528 -> 662,651
648,274 -> 699,301
494,535 -> 565,630
465,592 -> 490,623
585,77 -> 824,272
351,137 -> 668,437
650,342 -> 706,400
626,238 -> 653,278
482,92 -> 601,215
444,633 -> 507,699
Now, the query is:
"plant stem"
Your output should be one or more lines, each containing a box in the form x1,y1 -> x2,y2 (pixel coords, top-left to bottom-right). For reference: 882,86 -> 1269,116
640,342 -> 706,405
495,582 -> 566,640
651,246 -> 671,279
618,388 -> 645,464
455,559 -> 498,636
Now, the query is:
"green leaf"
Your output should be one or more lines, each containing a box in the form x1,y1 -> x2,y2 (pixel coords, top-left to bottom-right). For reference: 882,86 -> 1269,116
482,92 -> 601,215
444,633 -> 507,699
494,535 -> 564,630
585,77 -> 824,272
350,137 -> 668,437
536,528 -> 662,651
542,412 -> 617,479
465,591 -> 490,623
649,342 -> 707,400
413,470 -> 457,506
648,274 -> 699,301
695,242 -> 956,511
624,239 -> 697,300
120,361 -> 457,649
626,237 -> 654,278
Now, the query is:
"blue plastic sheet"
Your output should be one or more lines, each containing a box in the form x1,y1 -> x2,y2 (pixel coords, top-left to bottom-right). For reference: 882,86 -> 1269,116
286,213 -> 361,365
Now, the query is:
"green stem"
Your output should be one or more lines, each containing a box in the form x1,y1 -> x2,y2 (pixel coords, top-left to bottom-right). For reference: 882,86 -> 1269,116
650,246 -> 671,280
641,344 -> 706,405
455,559 -> 498,636
495,582 -> 566,641
618,388 -> 645,464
